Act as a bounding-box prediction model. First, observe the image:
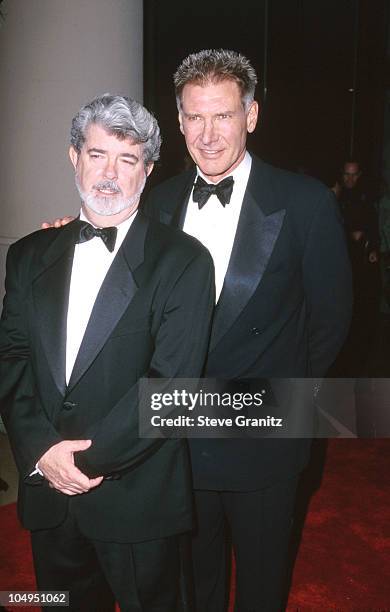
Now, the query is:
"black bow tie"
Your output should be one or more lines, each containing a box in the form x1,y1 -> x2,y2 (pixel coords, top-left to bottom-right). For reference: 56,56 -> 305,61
192,175 -> 234,209
77,221 -> 118,252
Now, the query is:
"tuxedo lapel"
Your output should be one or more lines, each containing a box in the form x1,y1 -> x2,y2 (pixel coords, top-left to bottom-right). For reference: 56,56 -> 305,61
67,214 -> 147,391
32,224 -> 79,396
159,169 -> 195,229
209,166 -> 286,351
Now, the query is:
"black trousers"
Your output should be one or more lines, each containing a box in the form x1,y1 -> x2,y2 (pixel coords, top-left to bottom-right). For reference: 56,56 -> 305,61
31,510 -> 181,612
192,477 -> 299,612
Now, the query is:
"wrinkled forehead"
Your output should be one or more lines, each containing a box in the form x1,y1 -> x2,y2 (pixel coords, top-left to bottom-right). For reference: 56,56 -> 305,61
83,123 -> 143,154
180,79 -> 246,112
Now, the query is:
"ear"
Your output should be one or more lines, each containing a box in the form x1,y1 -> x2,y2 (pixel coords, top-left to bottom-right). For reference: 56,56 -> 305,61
178,111 -> 184,135
145,162 -> 154,177
246,101 -> 259,134
69,146 -> 79,169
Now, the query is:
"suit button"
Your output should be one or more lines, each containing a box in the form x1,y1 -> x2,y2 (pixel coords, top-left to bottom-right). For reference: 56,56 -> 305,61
63,401 -> 77,411
250,327 -> 262,335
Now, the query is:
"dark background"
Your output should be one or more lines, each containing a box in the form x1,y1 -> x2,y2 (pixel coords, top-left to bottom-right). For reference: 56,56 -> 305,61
144,0 -> 389,194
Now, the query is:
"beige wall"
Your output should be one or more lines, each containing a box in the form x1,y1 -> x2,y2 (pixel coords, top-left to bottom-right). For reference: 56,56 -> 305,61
0,0 -> 143,301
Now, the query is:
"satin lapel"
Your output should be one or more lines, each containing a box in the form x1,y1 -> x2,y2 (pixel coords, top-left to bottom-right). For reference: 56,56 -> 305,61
209,191 -> 286,351
67,214 -> 147,391
160,170 -> 195,229
174,182 -> 193,229
32,225 -> 78,396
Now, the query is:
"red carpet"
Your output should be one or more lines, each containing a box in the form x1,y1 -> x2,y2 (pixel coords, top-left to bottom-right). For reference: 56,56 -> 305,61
0,439 -> 389,611
286,439 -> 390,610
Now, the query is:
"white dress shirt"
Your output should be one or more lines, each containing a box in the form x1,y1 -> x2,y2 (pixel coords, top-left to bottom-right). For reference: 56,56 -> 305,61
32,210 -> 136,475
183,151 -> 252,300
65,210 -> 136,384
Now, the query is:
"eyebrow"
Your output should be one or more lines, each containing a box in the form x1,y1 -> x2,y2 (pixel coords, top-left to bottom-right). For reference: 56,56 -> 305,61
184,110 -> 234,116
87,148 -> 139,162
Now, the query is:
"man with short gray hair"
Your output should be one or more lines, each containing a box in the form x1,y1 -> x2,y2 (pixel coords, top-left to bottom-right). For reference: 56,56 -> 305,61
144,49 -> 352,611
0,93 -> 215,611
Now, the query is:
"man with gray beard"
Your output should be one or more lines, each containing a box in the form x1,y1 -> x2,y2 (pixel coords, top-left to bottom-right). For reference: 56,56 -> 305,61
0,93 -> 215,611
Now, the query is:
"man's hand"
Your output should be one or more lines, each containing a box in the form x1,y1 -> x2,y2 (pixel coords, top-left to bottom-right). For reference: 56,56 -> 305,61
41,216 -> 75,229
38,439 -> 103,495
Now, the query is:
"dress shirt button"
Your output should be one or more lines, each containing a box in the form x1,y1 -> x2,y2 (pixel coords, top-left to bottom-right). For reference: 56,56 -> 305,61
63,401 -> 77,411
250,327 -> 262,336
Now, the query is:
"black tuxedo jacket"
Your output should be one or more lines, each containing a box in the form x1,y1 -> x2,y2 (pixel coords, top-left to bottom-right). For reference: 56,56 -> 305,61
143,156 -> 353,490
0,213 -> 215,540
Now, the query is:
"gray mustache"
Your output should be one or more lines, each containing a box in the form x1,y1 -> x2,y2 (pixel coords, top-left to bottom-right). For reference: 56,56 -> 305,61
93,181 -> 121,194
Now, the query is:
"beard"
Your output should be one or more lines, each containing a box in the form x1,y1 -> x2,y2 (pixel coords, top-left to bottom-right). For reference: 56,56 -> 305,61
75,176 -> 146,216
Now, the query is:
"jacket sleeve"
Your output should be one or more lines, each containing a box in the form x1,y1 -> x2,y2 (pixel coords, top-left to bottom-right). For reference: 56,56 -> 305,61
0,244 -> 62,479
76,248 -> 215,477
302,189 -> 353,376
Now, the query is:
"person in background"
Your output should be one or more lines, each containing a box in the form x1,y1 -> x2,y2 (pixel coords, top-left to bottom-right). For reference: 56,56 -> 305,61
338,160 -> 379,264
334,160 -> 381,378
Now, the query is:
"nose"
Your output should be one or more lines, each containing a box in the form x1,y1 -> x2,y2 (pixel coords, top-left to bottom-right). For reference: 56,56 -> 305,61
103,157 -> 118,179
201,118 -> 218,145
